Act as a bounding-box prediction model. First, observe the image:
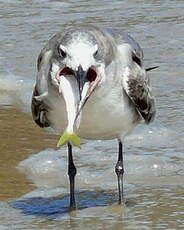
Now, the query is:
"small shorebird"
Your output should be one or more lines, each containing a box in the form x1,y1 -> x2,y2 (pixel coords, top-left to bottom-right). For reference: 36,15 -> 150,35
31,26 -> 156,209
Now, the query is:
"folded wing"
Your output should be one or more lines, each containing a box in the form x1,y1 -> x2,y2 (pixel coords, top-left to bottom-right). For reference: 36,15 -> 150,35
109,29 -> 156,123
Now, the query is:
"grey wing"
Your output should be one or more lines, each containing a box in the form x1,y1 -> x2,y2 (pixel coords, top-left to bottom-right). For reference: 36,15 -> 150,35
123,67 -> 156,123
31,86 -> 50,128
110,29 -> 156,123
106,28 -> 144,60
31,44 -> 54,128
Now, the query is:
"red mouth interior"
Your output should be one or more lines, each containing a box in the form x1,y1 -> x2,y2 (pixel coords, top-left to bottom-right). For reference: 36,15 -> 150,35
87,68 -> 97,82
59,67 -> 97,82
59,67 -> 74,76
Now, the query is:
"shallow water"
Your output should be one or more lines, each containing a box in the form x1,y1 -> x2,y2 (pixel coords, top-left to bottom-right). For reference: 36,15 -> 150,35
0,0 -> 184,229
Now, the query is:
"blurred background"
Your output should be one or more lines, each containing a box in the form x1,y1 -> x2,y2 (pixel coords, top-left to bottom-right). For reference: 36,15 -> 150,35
0,0 -> 184,229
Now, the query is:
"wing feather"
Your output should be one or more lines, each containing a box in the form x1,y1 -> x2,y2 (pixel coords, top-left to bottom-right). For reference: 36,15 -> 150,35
110,30 -> 156,124
123,66 -> 156,124
31,86 -> 50,128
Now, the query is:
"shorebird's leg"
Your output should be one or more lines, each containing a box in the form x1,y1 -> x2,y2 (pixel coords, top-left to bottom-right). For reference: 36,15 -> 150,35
115,140 -> 124,204
67,142 -> 77,209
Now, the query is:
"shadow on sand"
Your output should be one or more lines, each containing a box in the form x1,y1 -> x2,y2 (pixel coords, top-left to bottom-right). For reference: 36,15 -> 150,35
10,190 -> 123,219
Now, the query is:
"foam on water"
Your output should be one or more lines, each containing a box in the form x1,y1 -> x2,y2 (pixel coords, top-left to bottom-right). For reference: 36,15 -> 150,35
0,71 -> 34,112
17,121 -> 184,198
0,0 -> 184,228
1,69 -> 183,199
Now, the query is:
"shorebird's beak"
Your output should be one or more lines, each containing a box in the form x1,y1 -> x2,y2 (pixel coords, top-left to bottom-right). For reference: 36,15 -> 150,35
75,65 -> 100,112
74,65 -> 101,126
57,65 -> 100,148
76,65 -> 89,100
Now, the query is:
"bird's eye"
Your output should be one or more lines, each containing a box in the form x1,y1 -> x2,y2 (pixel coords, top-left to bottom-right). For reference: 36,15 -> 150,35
93,49 -> 98,58
132,53 -> 142,66
58,47 -> 67,58
37,54 -> 42,71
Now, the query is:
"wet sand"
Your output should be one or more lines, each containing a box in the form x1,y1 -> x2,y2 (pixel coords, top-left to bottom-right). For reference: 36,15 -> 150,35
0,107 -> 57,200
0,0 -> 184,229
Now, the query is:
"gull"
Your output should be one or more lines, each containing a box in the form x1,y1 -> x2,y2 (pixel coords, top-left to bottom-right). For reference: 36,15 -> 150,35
31,25 -> 156,209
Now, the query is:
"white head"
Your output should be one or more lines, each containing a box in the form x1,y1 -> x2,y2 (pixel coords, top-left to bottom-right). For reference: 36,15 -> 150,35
49,29 -> 110,104
59,42 -> 98,72
38,27 -> 114,133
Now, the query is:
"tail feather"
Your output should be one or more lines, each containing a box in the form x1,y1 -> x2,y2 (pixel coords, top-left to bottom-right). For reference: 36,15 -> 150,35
146,66 -> 159,72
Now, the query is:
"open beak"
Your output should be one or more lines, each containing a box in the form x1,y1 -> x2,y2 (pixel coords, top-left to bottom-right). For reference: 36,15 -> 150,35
74,65 -> 101,123
57,64 -> 101,127
76,65 -> 88,100
56,65 -> 101,147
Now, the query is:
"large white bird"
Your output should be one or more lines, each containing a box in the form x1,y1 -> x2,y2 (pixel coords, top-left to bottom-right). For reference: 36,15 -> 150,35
31,26 -> 156,209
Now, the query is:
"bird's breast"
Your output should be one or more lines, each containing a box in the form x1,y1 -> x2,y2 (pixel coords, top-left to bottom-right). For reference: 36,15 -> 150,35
48,87 -> 139,140
78,91 -> 138,140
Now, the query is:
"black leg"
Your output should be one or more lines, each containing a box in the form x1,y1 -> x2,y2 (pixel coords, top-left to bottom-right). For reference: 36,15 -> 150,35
115,140 -> 124,204
67,142 -> 77,209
